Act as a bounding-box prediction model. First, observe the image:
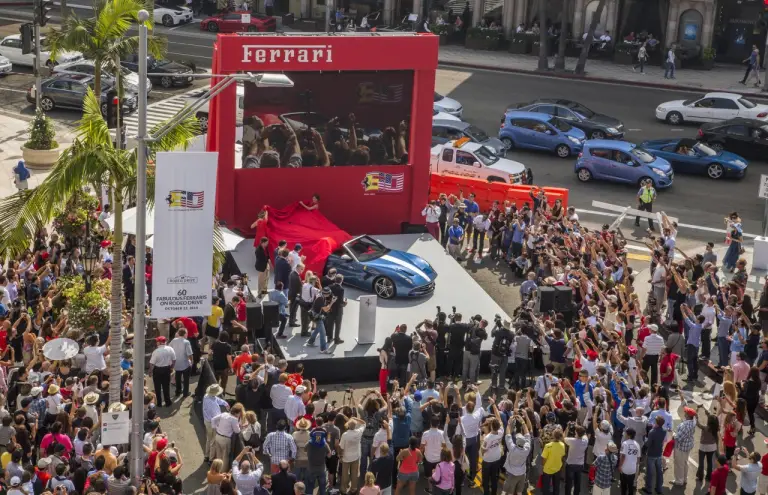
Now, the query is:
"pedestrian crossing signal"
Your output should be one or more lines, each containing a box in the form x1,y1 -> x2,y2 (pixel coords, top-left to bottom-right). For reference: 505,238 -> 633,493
34,0 -> 53,27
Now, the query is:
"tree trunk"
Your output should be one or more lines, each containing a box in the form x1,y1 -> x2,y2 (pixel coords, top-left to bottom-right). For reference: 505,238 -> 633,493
108,194 -> 124,406
555,0 -> 569,70
537,0 -> 548,70
574,0 -> 606,74
94,64 -> 102,101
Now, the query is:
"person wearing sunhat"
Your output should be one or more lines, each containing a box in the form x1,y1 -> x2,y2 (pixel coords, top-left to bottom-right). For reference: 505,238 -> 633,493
292,417 -> 312,481
203,384 -> 228,463
83,391 -> 101,424
592,442 -> 618,495
149,336 -> 176,408
28,386 -> 47,431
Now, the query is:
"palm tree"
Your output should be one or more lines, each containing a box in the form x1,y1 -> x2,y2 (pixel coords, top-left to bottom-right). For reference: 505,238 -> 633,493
575,0 -> 607,74
47,0 -> 167,98
537,0 -> 548,70
0,90 -> 198,404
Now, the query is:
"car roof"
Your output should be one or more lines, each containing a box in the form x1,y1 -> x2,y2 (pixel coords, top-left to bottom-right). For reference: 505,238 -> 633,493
2,34 -> 20,40
49,73 -> 95,82
433,119 -> 469,129
714,117 -> 764,126
584,139 -> 635,150
703,92 -> 742,99
504,111 -> 552,121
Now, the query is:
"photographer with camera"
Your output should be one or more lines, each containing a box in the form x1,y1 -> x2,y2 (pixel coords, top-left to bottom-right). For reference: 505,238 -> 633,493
489,318 -> 513,391
502,412 -> 532,495
305,287 -> 335,354
415,319 -> 438,382
462,317 -> 487,386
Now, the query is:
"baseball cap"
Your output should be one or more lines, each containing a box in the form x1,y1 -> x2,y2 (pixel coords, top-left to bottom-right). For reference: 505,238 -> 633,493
414,391 -> 423,402
10,477 -> 20,487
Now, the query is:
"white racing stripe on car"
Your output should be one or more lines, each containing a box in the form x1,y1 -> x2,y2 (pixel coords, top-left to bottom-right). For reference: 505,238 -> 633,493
380,255 -> 430,282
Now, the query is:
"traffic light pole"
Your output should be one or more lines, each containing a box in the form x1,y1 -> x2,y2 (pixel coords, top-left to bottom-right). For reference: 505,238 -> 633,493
33,23 -> 41,110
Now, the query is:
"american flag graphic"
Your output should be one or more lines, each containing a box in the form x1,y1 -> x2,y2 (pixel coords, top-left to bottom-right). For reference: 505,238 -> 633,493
362,172 -> 405,193
371,84 -> 404,103
167,190 -> 205,209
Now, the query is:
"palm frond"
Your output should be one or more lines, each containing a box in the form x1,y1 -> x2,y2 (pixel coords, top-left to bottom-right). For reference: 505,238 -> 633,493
75,89 -> 113,147
95,0 -> 151,44
212,221 -> 226,275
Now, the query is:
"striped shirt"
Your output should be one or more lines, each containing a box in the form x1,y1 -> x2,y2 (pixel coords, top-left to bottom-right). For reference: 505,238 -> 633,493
642,334 -> 665,356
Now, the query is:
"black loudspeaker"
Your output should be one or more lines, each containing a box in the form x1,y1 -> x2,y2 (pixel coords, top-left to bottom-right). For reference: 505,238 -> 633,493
535,286 -> 556,313
554,285 -> 573,312
246,303 -> 265,340
262,301 -> 280,330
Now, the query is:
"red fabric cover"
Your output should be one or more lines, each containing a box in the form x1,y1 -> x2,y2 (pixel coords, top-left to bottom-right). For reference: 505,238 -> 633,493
254,202 -> 352,277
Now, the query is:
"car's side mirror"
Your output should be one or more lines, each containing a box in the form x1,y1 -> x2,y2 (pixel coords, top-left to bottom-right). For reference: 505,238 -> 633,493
340,254 -> 352,261
545,129 -> 555,135
473,161 -> 481,168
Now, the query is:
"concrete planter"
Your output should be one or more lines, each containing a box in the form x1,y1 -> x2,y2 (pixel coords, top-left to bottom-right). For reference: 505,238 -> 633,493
613,50 -> 634,64
438,33 -> 448,45
465,36 -> 500,50
21,145 -> 60,169
508,39 -> 530,54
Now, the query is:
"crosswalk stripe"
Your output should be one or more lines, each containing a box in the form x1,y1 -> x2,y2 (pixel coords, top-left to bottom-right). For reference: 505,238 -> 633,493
122,87 -> 203,137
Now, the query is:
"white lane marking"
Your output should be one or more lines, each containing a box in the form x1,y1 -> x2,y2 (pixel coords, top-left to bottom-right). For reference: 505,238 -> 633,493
689,458 -> 699,468
624,244 -> 650,253
167,51 -> 212,60
575,208 -> 759,239
0,86 -> 28,94
670,128 -> 685,132
628,128 -> 642,131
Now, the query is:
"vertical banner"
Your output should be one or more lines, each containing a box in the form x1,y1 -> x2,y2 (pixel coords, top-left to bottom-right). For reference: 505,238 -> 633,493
151,152 -> 218,318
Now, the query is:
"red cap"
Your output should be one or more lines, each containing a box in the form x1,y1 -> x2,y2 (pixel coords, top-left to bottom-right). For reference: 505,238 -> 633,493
40,252 -> 49,260
684,407 -> 696,417
628,346 -> 638,356
156,438 -> 168,450
156,336 -> 167,343
100,240 -> 112,248
586,349 -> 598,360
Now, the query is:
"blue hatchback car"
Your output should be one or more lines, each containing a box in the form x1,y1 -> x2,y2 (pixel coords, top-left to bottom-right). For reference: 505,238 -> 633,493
575,140 -> 674,188
499,111 -> 586,158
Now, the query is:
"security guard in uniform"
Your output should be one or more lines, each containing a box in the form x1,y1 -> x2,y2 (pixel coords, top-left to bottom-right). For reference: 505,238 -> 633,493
635,182 -> 657,230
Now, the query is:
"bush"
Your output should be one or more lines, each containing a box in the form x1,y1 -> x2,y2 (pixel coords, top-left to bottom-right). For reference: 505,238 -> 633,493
466,26 -> 503,41
702,47 -> 716,61
24,110 -> 58,150
52,192 -> 100,246
59,276 -> 111,333
431,23 -> 450,35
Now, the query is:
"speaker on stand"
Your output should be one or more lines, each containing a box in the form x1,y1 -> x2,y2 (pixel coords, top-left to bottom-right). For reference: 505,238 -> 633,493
535,286 -> 556,314
246,303 -> 265,341
553,285 -> 573,312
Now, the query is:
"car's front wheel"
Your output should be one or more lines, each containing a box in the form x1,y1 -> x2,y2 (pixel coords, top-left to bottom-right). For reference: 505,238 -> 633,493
555,144 -> 571,158
666,111 -> 683,125
40,96 -> 55,112
500,137 -> 514,150
207,22 -> 219,32
576,168 -> 592,182
160,76 -> 173,88
707,162 -> 724,179
162,14 -> 174,26
373,276 -> 396,299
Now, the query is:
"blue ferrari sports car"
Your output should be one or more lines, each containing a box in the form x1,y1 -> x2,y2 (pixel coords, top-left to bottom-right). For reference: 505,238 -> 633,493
325,235 -> 438,299
639,138 -> 748,179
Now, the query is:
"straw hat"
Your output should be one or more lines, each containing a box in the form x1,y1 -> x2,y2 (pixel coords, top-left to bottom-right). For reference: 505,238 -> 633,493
108,402 -> 127,412
84,392 -> 100,405
296,417 -> 312,430
206,384 -> 224,396
30,386 -> 43,397
47,384 -> 60,395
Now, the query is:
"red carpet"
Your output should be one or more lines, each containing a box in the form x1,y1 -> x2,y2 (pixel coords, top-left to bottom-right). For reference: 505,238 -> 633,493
254,202 -> 353,277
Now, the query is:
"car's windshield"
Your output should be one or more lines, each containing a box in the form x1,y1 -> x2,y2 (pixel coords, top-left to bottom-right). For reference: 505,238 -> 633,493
434,92 -> 444,102
738,98 -> 757,109
683,95 -> 704,105
347,237 -> 389,262
474,146 -> 500,165
631,147 -> 656,163
693,142 -> 717,156
567,102 -> 594,118
152,59 -> 172,68
548,117 -> 572,132
465,125 -> 489,142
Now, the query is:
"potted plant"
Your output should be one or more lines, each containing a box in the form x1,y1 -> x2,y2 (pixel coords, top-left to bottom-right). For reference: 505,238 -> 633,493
22,110 -> 60,169
59,276 -> 111,334
431,23 -> 450,45
465,27 -> 503,50
612,41 -> 635,64
699,47 -> 715,70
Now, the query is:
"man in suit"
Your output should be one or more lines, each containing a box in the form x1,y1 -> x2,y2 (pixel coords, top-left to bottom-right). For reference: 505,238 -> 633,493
328,274 -> 346,345
274,249 -> 291,298
123,256 -> 136,309
288,264 -> 304,327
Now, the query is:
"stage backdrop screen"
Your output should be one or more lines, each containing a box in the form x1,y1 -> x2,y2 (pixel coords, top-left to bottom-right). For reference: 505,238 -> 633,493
240,71 -> 414,169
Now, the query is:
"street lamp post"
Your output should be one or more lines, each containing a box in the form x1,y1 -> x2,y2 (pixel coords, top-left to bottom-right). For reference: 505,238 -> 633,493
128,18 -> 294,487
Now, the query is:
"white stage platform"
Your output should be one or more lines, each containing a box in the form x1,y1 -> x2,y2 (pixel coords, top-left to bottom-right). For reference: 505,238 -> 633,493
230,234 -> 510,365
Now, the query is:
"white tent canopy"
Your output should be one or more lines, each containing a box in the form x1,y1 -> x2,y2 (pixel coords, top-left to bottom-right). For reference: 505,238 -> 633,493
145,227 -> 245,251
105,206 -> 155,237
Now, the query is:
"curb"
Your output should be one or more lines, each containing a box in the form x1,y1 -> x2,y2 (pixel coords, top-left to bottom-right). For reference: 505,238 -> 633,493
437,60 -> 768,99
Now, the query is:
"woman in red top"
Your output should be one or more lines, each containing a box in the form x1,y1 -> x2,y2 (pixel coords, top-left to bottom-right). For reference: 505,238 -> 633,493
721,412 -> 741,466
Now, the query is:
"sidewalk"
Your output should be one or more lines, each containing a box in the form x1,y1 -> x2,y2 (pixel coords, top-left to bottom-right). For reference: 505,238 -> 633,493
0,112 -> 77,197
439,45 -> 767,95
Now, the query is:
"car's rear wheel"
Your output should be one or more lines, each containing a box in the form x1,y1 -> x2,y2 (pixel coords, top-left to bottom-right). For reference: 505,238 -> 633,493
638,176 -> 654,187
666,111 -> 683,125
160,76 -> 173,88
40,96 -> 54,112
576,168 -> 592,182
100,102 -> 108,116
196,112 -> 209,133
555,144 -> 571,158
707,162 -> 724,179
373,277 -> 396,299
708,142 -> 724,152
162,14 -> 174,26
590,130 -> 605,139
500,137 -> 514,150
207,22 -> 219,32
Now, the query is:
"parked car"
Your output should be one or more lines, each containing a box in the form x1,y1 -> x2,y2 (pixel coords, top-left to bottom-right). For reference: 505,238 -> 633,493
53,60 -> 152,95
574,140 -> 674,188
640,138 -> 747,179
433,108 -> 460,121
510,98 -> 625,139
499,111 -> 585,158
697,117 -> 768,161
325,235 -> 437,299
27,74 -> 137,114
200,12 -> 277,32
430,138 -> 529,184
0,55 -> 10,75
121,56 -> 193,88
0,34 -> 82,68
432,119 -> 507,155
434,91 -> 462,117
154,3 -> 193,26
655,92 -> 768,125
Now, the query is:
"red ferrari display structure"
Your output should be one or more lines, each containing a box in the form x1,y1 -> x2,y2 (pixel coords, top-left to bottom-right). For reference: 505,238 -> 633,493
207,32 -> 439,235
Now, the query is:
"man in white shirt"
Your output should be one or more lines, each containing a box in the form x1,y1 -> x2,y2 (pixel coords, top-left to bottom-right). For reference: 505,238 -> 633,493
288,244 -> 304,270
339,417 -> 366,495
639,325 -> 665,384
149,336 -> 176,408
232,448 -> 264,494
504,416 -> 532,495
203,384 -> 228,462
420,417 -> 445,478
211,404 -> 244,471
422,201 -> 441,241
169,328 -> 193,398
223,280 -> 238,305
650,260 -> 667,313
461,399 -> 486,482
619,428 -> 640,490
701,296 -> 716,361
564,425 -> 589,495
269,374 -> 293,431
285,385 -> 308,426
372,420 -> 391,459
471,214 -> 491,257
